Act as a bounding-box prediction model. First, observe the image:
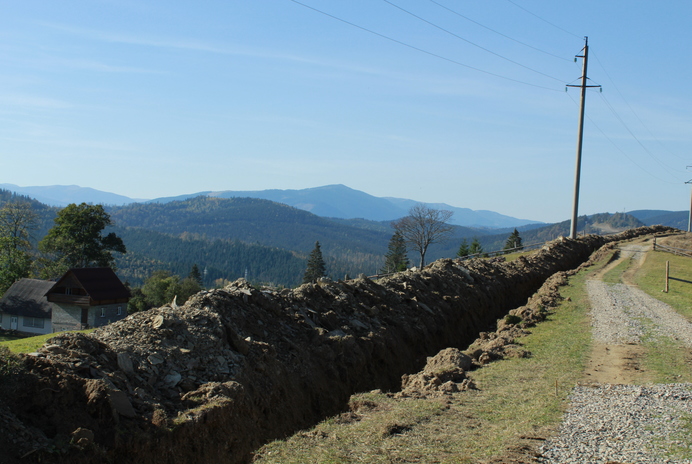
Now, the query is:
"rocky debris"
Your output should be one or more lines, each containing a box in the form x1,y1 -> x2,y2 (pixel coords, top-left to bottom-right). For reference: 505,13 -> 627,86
461,241 -> 624,368
399,348 -> 475,397
0,226 -> 675,464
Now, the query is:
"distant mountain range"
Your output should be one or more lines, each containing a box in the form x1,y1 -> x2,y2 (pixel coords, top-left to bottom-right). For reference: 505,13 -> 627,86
0,183 -> 147,207
1,185 -> 687,288
0,183 -> 540,229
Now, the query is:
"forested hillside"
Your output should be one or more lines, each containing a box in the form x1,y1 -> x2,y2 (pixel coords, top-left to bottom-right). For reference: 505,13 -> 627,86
111,227 -> 307,287
0,188 -> 57,241
1,189 -> 666,290
629,210 -> 688,230
108,196 -> 393,280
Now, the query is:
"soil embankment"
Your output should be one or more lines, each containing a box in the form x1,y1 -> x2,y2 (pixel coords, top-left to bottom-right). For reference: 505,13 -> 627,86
0,226 -> 673,464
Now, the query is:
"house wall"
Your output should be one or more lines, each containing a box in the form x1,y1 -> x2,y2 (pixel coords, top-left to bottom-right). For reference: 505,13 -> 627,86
0,313 -> 52,335
88,303 -> 127,328
51,303 -> 84,332
20,315 -> 51,335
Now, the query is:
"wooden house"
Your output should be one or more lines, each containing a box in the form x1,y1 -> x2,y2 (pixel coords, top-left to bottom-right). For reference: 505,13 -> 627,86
0,268 -> 130,335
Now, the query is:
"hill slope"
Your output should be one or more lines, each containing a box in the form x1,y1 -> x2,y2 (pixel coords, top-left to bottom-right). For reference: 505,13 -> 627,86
150,184 -> 540,228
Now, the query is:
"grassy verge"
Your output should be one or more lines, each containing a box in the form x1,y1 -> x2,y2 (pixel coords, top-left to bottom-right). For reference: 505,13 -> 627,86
598,246 -> 692,384
600,256 -> 632,284
635,250 -> 692,384
253,258 -> 602,463
0,330 -> 94,354
0,333 -> 24,343
635,250 -> 692,320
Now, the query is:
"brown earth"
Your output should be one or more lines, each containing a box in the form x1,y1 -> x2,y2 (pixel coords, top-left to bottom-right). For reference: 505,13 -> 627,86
0,226 -> 676,464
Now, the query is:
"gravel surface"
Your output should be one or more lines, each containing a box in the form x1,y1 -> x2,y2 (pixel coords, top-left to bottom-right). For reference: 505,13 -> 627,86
539,254 -> 692,463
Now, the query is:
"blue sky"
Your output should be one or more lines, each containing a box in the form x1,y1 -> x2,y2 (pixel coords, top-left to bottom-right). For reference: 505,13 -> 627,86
1,1 -> 690,223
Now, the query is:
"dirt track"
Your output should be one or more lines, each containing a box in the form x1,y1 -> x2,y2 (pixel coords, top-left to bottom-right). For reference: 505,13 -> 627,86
585,240 -> 652,384
540,234 -> 692,462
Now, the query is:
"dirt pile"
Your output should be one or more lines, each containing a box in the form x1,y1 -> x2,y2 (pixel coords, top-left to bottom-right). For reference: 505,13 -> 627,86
0,226 -> 674,464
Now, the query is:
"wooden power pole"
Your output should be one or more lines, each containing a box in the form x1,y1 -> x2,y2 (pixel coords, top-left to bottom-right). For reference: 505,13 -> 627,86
567,37 -> 600,239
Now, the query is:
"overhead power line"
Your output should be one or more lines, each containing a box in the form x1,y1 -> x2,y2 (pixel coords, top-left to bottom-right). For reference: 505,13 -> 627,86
566,91 -> 679,186
592,50 -> 688,163
382,0 -> 566,83
287,0 -> 563,92
427,0 -> 572,62
598,92 -> 686,180
504,0 -> 582,40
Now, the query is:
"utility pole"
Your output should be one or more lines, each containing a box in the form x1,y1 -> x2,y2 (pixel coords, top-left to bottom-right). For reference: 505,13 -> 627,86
686,166 -> 692,232
566,37 -> 600,239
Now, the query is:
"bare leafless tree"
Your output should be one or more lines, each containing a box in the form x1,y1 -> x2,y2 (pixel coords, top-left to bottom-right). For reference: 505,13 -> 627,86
392,203 -> 453,268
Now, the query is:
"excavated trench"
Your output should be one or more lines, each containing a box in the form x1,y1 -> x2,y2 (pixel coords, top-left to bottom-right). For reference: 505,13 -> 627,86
1,226 -> 673,464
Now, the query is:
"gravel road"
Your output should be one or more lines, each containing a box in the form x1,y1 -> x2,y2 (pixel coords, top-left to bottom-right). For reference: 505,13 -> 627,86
539,248 -> 692,463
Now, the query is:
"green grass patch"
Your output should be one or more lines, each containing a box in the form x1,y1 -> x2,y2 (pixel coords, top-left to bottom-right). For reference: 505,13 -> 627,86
635,250 -> 692,320
601,256 -> 633,284
639,328 -> 692,384
463,268 -> 594,459
0,330 -> 94,354
661,413 -> 692,461
0,333 -> 24,343
599,246 -> 692,383
253,258 -> 602,463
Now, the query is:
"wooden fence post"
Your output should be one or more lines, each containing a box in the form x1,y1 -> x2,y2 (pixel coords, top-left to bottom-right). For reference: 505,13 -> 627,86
665,260 -> 670,293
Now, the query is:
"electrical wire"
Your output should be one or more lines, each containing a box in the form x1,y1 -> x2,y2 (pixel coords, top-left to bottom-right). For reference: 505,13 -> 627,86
286,0 -> 563,92
592,50 -> 688,163
598,91 -> 686,179
504,0 -> 582,40
565,91 -> 680,185
427,0 -> 572,62
382,0 -> 566,83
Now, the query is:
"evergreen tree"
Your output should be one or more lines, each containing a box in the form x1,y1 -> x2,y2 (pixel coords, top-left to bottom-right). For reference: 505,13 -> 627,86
189,263 -> 203,287
469,237 -> 483,256
381,231 -> 409,274
303,241 -> 326,284
456,238 -> 470,258
503,228 -> 523,253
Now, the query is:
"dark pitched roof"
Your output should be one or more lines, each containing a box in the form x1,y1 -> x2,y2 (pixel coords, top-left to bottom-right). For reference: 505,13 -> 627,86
0,279 -> 55,318
51,268 -> 130,301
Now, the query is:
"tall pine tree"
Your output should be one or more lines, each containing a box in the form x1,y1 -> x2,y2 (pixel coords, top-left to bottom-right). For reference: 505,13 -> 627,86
456,238 -> 470,258
503,228 -> 523,253
381,231 -> 409,274
189,263 -> 204,286
302,241 -> 326,284
469,237 -> 484,256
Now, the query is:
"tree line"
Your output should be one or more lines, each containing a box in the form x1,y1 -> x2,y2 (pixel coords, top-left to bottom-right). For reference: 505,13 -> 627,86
0,197 -> 527,299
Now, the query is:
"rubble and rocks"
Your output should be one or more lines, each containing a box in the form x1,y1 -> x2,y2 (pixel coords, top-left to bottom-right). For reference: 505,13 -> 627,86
0,226 -> 674,464
399,348 -> 476,397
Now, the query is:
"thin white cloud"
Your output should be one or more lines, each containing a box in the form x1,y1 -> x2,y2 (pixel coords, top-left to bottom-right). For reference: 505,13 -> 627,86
36,21 -> 397,77
0,94 -> 71,110
45,57 -> 162,74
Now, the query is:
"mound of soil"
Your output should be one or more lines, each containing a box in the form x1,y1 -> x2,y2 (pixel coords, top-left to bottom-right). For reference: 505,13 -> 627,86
0,226 -> 674,464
